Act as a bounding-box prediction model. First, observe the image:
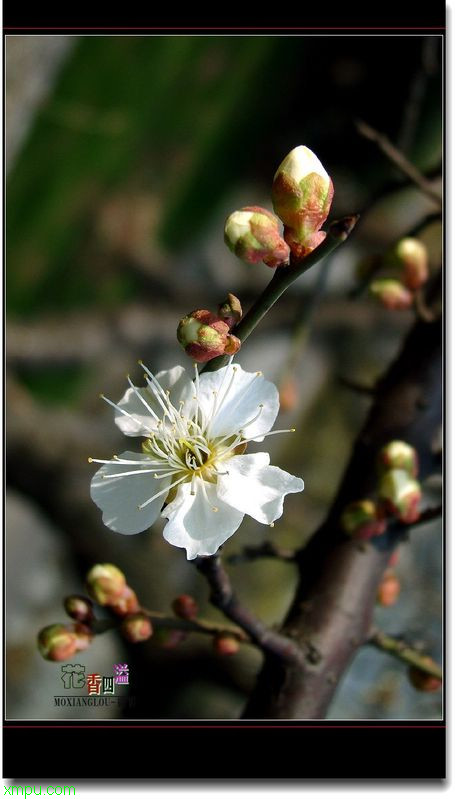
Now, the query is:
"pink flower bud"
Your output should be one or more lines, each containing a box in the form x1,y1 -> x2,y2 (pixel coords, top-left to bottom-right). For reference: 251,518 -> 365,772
224,206 -> 290,268
64,595 -> 94,624
86,563 -> 127,606
172,594 -> 199,621
340,499 -> 386,540
278,377 -> 299,412
369,279 -> 413,310
217,293 -> 243,330
377,440 -> 419,478
408,658 -> 442,692
272,146 -> 334,257
393,238 -> 429,290
120,613 -> 153,643
37,624 -> 79,662
109,585 -> 141,617
177,310 -> 231,363
213,633 -> 240,656
378,469 -> 422,524
377,571 -> 401,606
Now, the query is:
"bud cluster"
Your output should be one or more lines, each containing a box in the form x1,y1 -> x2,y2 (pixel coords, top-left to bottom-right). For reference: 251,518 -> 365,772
366,237 -> 429,311
177,295 -> 242,363
224,145 -> 334,267
340,440 -> 421,542
37,563 -> 154,660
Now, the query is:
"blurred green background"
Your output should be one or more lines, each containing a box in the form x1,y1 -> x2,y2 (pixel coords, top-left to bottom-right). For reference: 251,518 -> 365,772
6,35 -> 443,720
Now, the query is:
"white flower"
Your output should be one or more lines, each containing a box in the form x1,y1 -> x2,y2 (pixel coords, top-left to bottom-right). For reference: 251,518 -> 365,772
89,362 -> 304,560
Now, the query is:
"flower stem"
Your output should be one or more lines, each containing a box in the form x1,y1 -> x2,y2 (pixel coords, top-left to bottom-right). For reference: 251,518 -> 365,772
201,215 -> 359,374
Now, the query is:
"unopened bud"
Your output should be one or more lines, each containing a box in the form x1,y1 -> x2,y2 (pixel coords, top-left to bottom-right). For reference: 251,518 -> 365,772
392,238 -> 429,290
272,145 -> 334,257
37,624 -> 78,662
177,310 -> 231,363
71,622 -> 94,651
369,279 -> 413,310
172,594 -> 199,620
86,563 -> 126,606
224,206 -> 290,268
279,377 -> 299,412
213,633 -> 240,656
64,595 -> 94,624
377,440 -> 419,478
340,499 -> 386,540
120,613 -> 153,643
408,658 -> 442,692
388,550 -> 400,568
109,586 -> 141,617
217,293 -> 243,329
377,571 -> 401,606
378,469 -> 421,524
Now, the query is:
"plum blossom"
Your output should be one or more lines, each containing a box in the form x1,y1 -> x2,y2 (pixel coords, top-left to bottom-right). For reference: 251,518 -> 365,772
89,362 -> 304,560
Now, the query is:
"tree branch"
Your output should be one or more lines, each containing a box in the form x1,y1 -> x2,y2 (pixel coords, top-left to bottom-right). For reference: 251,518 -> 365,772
243,310 -> 442,719
356,119 -> 442,208
226,542 -> 297,565
367,628 -> 442,679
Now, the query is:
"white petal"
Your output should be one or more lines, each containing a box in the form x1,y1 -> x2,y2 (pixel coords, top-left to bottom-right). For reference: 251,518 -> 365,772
162,481 -> 244,560
90,451 -> 171,534
216,453 -> 304,524
115,365 -> 192,437
197,364 -> 279,441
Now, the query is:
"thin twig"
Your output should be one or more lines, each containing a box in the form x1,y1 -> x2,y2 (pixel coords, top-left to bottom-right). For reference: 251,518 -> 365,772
356,119 -> 442,208
194,554 -> 305,665
227,542 -> 297,565
367,627 -> 442,680
338,375 -> 377,397
93,609 -> 250,642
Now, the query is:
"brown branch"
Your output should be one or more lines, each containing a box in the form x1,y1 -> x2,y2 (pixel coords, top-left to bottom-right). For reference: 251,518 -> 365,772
243,310 -> 442,719
367,628 -> 442,679
356,119 -> 442,208
93,610 -> 250,642
194,555 -> 305,665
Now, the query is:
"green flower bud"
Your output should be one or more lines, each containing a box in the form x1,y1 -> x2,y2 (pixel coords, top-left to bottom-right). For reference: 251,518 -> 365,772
86,563 -> 126,606
224,206 -> 290,268
369,279 -> 413,310
177,310 -> 231,363
37,624 -> 79,662
378,469 -> 422,524
340,499 -> 386,540
392,237 -> 429,290
120,613 -> 154,643
272,145 -> 334,257
377,440 -> 419,477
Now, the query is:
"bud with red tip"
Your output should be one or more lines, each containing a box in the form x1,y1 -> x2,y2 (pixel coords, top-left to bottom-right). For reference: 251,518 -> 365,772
71,622 -> 94,651
177,310 -> 239,363
377,440 -> 419,478
213,633 -> 240,656
120,613 -> 153,643
37,624 -> 79,662
224,206 -> 290,268
86,563 -> 126,606
391,237 -> 429,290
377,571 -> 401,606
340,499 -> 386,540
272,145 -> 334,259
64,595 -> 94,624
217,293 -> 243,330
172,594 -> 199,621
408,658 -> 442,692
378,469 -> 421,524
109,585 -> 141,617
369,279 -> 413,310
